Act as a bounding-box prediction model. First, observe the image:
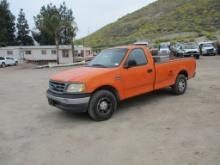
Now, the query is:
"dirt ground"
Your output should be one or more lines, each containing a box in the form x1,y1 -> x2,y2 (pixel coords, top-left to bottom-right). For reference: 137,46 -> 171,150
0,56 -> 220,165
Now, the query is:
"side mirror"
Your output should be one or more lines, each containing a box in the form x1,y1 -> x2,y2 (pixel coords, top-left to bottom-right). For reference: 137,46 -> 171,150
125,60 -> 137,68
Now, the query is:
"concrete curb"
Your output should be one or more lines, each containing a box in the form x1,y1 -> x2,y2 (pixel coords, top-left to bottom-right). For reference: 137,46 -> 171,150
36,61 -> 86,69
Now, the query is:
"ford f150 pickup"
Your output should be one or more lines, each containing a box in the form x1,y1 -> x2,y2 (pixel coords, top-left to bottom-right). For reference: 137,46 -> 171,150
47,45 -> 196,121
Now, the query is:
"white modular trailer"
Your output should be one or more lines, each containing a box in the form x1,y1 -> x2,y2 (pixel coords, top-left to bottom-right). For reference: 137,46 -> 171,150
0,45 -> 93,64
23,45 -> 69,64
0,46 -> 22,61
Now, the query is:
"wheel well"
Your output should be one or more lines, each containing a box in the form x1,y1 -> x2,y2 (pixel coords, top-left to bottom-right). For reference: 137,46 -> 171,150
178,70 -> 188,79
93,85 -> 120,101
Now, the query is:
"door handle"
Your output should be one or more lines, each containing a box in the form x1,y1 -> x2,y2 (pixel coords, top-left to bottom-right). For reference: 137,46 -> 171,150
147,69 -> 153,73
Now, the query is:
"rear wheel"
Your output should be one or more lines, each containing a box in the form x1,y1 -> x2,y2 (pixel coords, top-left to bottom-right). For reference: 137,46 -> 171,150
88,90 -> 117,121
172,74 -> 187,95
1,62 -> 6,68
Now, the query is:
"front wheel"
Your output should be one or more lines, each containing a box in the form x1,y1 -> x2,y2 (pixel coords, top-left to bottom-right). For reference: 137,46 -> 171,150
88,90 -> 117,121
172,74 -> 187,95
195,55 -> 200,59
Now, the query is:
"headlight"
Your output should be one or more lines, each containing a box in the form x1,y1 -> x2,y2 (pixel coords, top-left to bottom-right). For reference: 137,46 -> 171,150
66,83 -> 86,93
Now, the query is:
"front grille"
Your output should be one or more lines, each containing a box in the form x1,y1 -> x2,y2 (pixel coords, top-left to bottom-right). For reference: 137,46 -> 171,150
160,50 -> 169,56
49,81 -> 67,93
207,49 -> 214,53
185,51 -> 199,56
187,51 -> 198,54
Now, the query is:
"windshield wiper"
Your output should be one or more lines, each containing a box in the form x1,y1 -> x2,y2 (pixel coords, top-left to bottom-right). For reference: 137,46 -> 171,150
89,64 -> 108,68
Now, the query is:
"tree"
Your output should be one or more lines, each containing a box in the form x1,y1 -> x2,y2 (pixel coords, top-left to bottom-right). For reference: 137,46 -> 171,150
0,0 -> 16,46
16,9 -> 34,45
33,2 -> 77,64
32,4 -> 58,45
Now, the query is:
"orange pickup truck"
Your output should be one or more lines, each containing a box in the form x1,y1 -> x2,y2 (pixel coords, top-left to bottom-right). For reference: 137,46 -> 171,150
47,45 -> 196,121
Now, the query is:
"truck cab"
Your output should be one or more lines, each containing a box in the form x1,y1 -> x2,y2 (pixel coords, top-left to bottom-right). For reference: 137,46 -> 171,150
47,45 -> 196,121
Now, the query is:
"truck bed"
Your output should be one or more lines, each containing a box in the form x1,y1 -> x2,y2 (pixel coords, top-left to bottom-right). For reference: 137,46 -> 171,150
153,56 -> 196,90
153,55 -> 190,64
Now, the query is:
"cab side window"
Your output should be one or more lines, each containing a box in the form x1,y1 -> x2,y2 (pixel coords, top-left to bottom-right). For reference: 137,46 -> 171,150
127,49 -> 148,66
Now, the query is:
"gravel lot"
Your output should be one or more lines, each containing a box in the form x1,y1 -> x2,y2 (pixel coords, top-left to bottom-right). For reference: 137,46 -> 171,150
0,56 -> 220,165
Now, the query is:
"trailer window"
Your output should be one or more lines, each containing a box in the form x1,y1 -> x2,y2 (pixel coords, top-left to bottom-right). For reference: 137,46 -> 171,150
51,50 -> 56,55
41,50 -> 47,55
62,50 -> 69,58
25,50 -> 31,55
7,51 -> 13,55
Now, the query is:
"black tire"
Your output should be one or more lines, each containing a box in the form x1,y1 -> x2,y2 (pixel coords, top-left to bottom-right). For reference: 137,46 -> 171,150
15,61 -> 18,66
1,62 -> 6,68
195,55 -> 200,59
172,74 -> 187,95
88,90 -> 117,121
177,53 -> 184,58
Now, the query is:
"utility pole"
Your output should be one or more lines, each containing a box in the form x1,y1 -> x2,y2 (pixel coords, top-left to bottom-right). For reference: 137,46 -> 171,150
72,38 -> 75,63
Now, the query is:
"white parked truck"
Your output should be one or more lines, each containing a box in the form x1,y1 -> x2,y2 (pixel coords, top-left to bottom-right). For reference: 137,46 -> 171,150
158,42 -> 171,56
199,42 -> 217,56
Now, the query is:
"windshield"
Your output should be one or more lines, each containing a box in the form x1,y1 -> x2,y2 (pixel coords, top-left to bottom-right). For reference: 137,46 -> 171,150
202,43 -> 213,47
183,44 -> 197,49
87,48 -> 128,68
160,45 -> 169,49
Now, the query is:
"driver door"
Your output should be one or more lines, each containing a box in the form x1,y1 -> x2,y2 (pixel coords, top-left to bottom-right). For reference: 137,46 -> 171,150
121,48 -> 154,98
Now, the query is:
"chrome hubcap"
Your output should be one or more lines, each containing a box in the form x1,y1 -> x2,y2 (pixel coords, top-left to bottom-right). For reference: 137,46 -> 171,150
178,79 -> 186,92
99,101 -> 108,111
97,97 -> 112,115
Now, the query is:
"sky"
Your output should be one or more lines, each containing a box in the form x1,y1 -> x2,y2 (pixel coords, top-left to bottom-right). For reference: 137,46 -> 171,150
8,0 -> 156,39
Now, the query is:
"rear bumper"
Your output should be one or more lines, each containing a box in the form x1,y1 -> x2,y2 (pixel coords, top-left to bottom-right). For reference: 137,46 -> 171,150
47,90 -> 90,112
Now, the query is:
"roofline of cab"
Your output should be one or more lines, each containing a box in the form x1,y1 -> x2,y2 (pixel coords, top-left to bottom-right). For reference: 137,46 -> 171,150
114,45 -> 148,50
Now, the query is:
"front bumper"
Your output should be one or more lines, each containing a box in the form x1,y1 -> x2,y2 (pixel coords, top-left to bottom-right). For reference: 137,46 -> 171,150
183,52 -> 200,57
47,90 -> 90,112
202,49 -> 216,55
202,52 -> 216,55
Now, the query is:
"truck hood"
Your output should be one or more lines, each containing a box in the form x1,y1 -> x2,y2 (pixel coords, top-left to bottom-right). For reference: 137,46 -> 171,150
203,47 -> 214,50
159,48 -> 170,51
51,66 -> 115,83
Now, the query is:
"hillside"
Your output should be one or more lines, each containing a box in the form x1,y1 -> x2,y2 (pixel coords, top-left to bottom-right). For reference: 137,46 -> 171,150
79,0 -> 220,49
